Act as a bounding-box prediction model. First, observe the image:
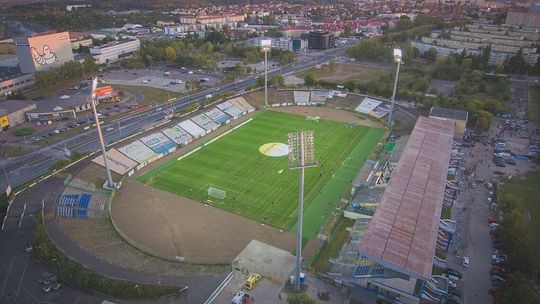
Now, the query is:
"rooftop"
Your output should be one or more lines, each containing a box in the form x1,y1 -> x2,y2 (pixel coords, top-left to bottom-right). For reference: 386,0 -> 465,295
0,99 -> 36,113
429,106 -> 468,122
359,116 -> 455,280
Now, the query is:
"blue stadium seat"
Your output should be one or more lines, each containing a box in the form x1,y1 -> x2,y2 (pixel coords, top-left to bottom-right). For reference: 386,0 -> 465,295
355,265 -> 371,277
76,193 -> 92,218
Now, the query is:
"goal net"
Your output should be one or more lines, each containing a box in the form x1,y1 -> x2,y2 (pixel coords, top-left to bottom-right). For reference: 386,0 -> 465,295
208,187 -> 226,200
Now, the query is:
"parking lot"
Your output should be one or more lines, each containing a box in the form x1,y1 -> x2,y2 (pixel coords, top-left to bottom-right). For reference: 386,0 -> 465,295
105,67 -> 220,93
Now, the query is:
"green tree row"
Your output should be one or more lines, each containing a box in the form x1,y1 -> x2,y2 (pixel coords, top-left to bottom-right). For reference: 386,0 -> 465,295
34,57 -> 99,89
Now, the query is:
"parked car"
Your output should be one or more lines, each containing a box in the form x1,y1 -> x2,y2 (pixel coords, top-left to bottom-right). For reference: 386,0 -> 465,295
445,268 -> 463,279
42,281 -> 61,293
491,275 -> 505,284
38,273 -> 58,285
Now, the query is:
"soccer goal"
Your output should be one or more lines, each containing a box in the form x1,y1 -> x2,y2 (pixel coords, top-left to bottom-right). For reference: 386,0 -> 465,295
208,187 -> 226,200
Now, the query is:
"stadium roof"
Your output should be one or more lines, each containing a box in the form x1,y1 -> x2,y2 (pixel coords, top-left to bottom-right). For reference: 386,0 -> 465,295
359,116 -> 455,280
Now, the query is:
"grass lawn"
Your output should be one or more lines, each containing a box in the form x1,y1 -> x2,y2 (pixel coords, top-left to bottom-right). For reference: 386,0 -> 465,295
313,217 -> 355,272
501,172 -> 540,267
26,79 -> 82,99
243,89 -> 294,107
112,85 -> 182,106
528,85 -> 540,123
295,64 -> 391,83
139,111 -> 383,235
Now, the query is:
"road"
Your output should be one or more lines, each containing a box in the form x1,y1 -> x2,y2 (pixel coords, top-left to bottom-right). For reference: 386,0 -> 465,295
0,47 -> 347,191
447,78 -> 538,304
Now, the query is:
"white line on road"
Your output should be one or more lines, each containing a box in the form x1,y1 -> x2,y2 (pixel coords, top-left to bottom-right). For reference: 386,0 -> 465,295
15,254 -> 30,298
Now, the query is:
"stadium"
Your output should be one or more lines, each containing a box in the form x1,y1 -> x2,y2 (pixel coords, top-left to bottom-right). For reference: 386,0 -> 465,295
52,90 -> 385,296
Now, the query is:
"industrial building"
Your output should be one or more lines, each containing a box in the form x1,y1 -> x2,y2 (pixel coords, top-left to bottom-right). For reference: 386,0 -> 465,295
0,100 -> 37,129
90,39 -> 141,65
305,31 -> 335,50
0,67 -> 34,96
14,31 -> 74,74
69,32 -> 94,50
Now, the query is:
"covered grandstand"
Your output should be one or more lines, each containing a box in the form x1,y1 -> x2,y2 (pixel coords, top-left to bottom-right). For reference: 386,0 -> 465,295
328,116 -> 456,304
359,116 -> 455,280
354,97 -> 391,119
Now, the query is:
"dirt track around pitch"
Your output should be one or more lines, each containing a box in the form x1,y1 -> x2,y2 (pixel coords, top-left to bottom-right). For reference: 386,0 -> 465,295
111,179 -> 296,264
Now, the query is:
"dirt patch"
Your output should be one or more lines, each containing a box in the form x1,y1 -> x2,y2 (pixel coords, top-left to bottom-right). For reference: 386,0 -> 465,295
269,106 -> 385,129
295,64 -> 391,83
111,179 -> 296,264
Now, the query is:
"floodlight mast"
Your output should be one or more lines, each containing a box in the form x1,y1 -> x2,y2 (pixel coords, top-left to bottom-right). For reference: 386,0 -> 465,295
288,131 -> 317,293
387,48 -> 402,127
260,39 -> 272,107
90,77 -> 114,189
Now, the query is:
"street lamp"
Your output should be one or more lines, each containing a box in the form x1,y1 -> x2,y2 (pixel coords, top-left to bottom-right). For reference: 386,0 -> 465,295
387,48 -> 403,126
288,131 -> 317,293
260,39 -> 272,107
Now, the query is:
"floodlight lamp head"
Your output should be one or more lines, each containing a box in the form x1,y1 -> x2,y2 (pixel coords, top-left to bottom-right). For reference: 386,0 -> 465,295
393,48 -> 402,63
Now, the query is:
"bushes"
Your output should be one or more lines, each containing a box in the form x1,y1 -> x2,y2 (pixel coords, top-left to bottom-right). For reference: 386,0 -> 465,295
33,219 -> 179,298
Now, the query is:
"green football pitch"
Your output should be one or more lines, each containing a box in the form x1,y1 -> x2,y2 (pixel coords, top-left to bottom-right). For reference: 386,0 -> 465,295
138,110 -> 383,237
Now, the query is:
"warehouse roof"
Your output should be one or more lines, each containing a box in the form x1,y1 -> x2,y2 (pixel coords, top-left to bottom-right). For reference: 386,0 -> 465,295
359,116 -> 455,280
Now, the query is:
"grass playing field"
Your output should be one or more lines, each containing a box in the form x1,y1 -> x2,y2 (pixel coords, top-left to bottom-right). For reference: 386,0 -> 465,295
138,110 -> 383,234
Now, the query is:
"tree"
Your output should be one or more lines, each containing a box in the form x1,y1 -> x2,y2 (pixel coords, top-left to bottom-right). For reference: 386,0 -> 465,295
304,73 -> 316,86
269,75 -> 284,87
82,56 -> 98,74
397,16 -> 414,31
203,41 -> 214,54
329,60 -> 337,72
481,43 -> 492,70
423,48 -> 437,63
165,47 -> 176,62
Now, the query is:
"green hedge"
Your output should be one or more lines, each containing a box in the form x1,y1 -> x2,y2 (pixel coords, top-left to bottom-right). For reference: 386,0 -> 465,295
33,219 -> 180,298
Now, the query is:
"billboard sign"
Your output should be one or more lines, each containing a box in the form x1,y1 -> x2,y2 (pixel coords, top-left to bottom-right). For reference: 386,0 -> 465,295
27,31 -> 74,71
0,116 -> 9,128
96,86 -> 113,97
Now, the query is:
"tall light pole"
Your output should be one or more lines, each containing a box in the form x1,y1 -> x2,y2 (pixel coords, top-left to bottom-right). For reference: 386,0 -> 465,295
288,131 -> 317,293
90,77 -> 115,189
260,39 -> 272,107
387,48 -> 403,127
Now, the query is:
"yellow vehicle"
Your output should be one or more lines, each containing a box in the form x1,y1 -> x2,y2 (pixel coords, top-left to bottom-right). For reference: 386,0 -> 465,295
245,273 -> 261,291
